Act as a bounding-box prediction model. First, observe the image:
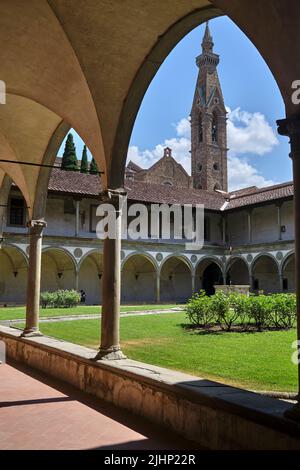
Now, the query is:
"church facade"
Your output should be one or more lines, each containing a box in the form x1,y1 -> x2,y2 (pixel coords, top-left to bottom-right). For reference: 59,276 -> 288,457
0,24 -> 295,305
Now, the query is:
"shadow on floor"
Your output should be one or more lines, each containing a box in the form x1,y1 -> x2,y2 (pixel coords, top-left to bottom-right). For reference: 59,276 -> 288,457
6,358 -> 198,450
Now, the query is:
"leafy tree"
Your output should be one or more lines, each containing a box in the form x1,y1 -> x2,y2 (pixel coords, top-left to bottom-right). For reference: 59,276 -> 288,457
89,157 -> 99,175
80,145 -> 88,173
61,133 -> 78,171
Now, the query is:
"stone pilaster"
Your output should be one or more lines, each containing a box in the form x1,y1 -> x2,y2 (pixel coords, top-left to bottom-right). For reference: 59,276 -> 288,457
277,115 -> 300,420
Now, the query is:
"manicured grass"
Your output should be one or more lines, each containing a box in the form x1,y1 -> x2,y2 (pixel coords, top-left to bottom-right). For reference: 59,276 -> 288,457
22,312 -> 298,392
0,304 -> 178,321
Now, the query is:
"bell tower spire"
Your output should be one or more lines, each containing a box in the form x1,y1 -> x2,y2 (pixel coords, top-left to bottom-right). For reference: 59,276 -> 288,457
191,22 -> 228,192
201,21 -> 214,53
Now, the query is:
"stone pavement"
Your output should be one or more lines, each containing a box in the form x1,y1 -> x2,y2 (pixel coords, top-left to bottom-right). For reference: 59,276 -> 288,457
0,361 -> 197,450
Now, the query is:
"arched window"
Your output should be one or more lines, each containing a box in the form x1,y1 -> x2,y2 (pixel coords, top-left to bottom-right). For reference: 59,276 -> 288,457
198,114 -> 203,143
212,113 -> 218,143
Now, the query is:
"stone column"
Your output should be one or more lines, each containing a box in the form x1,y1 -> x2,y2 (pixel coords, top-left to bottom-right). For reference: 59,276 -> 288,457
156,272 -> 160,303
277,116 -> 300,420
75,198 -> 80,237
0,206 -> 5,250
191,272 -> 195,294
75,269 -> 79,291
95,189 -> 126,360
21,219 -> 46,337
276,202 -> 283,241
279,272 -> 284,292
222,215 -> 226,245
247,209 -> 253,243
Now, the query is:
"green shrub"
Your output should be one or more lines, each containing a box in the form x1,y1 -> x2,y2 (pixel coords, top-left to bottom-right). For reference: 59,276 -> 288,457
210,291 -> 234,331
40,291 -> 56,308
244,294 -> 273,331
228,292 -> 251,330
185,290 -> 216,326
40,289 -> 80,308
185,291 -> 296,332
270,293 -> 296,329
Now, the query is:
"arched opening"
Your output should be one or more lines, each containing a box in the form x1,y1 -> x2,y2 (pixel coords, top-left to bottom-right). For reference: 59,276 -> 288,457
0,246 -> 27,305
226,257 -> 250,285
160,256 -> 192,303
122,254 -> 156,303
212,112 -> 218,143
282,253 -> 295,293
41,248 -> 76,293
78,251 -> 103,305
195,258 -> 223,295
252,255 -> 280,294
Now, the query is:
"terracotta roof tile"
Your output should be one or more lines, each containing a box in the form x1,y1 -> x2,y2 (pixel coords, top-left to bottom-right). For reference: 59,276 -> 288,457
48,168 -> 294,211
227,181 -> 293,209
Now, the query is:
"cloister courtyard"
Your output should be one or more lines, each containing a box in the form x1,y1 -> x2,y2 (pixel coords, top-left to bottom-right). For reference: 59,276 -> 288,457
2,0 -> 300,452
0,304 -> 298,393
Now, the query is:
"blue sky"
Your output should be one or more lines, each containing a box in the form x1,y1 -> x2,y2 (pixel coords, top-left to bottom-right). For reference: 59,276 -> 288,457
60,16 -> 292,190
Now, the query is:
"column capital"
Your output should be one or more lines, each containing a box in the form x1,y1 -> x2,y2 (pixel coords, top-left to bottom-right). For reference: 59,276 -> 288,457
99,188 -> 127,209
277,115 -> 300,159
27,219 -> 47,235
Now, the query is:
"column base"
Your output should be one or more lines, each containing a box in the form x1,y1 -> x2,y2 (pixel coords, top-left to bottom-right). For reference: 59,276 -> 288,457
284,401 -> 300,421
94,346 -> 127,361
20,328 -> 43,338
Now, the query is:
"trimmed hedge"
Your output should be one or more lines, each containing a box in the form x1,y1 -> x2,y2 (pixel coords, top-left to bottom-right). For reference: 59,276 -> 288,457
40,290 -> 81,308
186,291 -> 296,331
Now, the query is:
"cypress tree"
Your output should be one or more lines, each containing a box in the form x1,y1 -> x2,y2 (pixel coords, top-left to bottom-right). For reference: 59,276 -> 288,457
80,145 -> 88,173
61,133 -> 78,171
89,157 -> 99,175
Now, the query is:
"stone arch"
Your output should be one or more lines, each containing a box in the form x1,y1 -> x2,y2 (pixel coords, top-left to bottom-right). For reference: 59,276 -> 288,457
121,253 -> 157,303
251,253 -> 280,294
0,244 -> 28,304
281,251 -> 295,293
195,256 -> 224,295
225,256 -> 250,286
122,251 -> 158,271
160,255 -> 192,303
78,250 -> 103,305
41,247 -> 77,293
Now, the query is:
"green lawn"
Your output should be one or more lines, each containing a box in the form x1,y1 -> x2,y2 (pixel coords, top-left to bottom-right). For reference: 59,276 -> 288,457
18,312 -> 298,393
0,304 -> 178,321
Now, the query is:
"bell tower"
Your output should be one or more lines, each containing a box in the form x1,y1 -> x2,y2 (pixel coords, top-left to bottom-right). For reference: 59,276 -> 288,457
191,22 -> 228,192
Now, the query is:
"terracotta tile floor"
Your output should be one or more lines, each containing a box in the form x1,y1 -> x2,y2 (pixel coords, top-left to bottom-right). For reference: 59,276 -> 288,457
0,361 -> 198,450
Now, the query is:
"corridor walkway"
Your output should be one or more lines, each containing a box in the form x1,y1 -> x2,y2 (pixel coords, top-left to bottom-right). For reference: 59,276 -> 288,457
0,361 -> 197,450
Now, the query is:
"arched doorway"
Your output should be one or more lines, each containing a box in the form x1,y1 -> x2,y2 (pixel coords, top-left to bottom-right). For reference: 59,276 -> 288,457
160,256 -> 192,303
0,245 -> 27,305
226,257 -> 250,286
282,253 -> 295,293
121,254 -> 157,303
41,248 -> 76,293
195,258 -> 223,295
78,251 -> 103,305
252,255 -> 280,294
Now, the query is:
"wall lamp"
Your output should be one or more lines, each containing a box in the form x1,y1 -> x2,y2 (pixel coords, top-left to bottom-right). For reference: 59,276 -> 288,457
57,272 -> 63,279
98,273 -> 102,279
13,271 -> 18,278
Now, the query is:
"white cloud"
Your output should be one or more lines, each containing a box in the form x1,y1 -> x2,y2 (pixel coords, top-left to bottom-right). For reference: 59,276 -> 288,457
226,106 -> 279,155
175,117 -> 190,138
127,108 -> 278,190
228,155 -> 275,191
